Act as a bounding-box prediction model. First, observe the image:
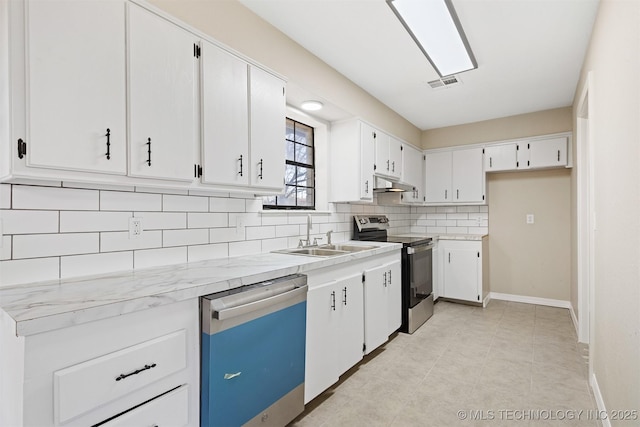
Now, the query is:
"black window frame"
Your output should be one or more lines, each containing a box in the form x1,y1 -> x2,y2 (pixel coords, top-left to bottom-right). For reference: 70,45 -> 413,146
263,117 -> 316,210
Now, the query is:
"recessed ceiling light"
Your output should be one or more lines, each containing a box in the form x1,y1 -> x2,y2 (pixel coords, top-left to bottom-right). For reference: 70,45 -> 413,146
301,100 -> 324,111
387,0 -> 477,77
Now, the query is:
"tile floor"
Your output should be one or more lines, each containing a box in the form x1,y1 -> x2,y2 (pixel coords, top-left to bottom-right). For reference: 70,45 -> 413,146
290,300 -> 598,427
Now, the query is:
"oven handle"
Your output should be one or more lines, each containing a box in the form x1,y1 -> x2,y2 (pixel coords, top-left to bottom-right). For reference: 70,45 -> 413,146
407,244 -> 434,255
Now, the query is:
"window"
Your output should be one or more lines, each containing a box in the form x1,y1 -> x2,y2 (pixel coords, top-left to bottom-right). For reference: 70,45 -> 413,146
263,118 -> 315,209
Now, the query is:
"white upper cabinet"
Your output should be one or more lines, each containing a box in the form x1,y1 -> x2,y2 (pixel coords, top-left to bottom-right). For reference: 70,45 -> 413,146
424,151 -> 453,203
200,40 -> 250,187
425,148 -> 485,204
24,0 -> 127,175
374,132 -> 402,180
249,66 -> 286,191
401,144 -> 425,204
330,119 -> 375,202
452,147 -> 485,203
518,136 -> 569,169
127,3 -> 198,182
484,143 -> 518,172
200,43 -> 285,192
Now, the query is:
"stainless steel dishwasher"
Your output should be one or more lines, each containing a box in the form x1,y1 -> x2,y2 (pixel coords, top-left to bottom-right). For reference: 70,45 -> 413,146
200,274 -> 307,427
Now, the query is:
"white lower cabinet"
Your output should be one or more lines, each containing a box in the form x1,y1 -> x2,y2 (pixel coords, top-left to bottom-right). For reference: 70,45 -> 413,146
305,273 -> 363,403
439,238 -> 488,304
12,299 -> 199,427
304,250 -> 401,403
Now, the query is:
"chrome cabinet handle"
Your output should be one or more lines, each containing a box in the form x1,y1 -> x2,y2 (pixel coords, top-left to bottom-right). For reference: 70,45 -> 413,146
223,372 -> 242,380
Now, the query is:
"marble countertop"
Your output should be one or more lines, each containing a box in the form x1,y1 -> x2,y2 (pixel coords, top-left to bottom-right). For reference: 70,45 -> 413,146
0,242 -> 401,337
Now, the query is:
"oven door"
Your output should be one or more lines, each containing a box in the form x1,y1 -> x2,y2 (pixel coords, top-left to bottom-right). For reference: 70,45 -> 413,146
407,243 -> 433,308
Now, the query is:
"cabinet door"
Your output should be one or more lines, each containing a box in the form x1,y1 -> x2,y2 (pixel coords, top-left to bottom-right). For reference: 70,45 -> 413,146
452,148 -> 484,203
334,273 -> 364,377
388,137 -> 403,179
363,264 -> 389,354
201,41 -> 249,187
401,144 -> 424,203
374,130 -> 390,177
484,144 -> 517,172
128,4 -> 197,182
528,137 -> 568,168
304,281 -> 340,403
424,151 -> 452,203
249,66 -> 286,191
360,122 -> 376,200
25,0 -> 126,175
385,260 -> 402,336
443,246 -> 480,302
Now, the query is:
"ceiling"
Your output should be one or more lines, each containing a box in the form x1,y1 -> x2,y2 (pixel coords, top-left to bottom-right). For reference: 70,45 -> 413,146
238,0 -> 599,130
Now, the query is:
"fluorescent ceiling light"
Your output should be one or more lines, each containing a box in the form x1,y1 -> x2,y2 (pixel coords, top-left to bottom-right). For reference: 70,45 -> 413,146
387,0 -> 477,77
301,100 -> 324,111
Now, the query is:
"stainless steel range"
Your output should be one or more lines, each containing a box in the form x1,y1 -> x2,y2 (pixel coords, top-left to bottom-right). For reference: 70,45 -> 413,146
353,215 -> 434,334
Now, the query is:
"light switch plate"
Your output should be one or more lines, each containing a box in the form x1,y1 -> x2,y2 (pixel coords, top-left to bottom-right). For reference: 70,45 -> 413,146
526,214 -> 535,224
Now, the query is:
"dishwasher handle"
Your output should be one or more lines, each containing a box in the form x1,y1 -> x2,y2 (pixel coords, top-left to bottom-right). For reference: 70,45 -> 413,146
212,283 -> 307,321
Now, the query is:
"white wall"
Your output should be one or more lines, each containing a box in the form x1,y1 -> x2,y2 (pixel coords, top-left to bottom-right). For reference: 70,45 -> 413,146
573,0 -> 640,418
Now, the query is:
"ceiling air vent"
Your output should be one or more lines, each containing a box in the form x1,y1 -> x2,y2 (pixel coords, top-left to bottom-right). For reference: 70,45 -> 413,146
428,75 -> 461,90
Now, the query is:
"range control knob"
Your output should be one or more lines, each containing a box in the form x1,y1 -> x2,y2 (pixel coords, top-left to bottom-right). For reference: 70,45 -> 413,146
359,218 -> 367,225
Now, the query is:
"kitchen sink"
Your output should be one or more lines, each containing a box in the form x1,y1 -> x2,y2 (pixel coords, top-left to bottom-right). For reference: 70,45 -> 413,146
274,248 -> 348,257
319,244 -> 379,252
273,244 -> 379,257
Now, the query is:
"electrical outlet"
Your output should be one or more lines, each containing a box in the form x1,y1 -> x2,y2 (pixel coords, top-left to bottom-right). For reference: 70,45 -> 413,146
129,217 -> 142,239
526,214 -> 535,224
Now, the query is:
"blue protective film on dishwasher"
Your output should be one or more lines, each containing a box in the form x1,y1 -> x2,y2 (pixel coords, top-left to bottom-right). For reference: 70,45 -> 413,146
201,301 -> 306,427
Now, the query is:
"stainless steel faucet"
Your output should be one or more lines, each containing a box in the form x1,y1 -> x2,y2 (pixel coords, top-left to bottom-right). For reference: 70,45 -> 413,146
326,230 -> 334,245
306,214 -> 312,246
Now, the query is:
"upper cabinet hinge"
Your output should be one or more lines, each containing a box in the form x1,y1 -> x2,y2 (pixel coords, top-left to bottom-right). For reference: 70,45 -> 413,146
482,148 -> 485,154
373,132 -> 376,139
516,144 -> 519,150
373,164 -> 377,171
17,138 -> 26,159
527,143 -> 530,149
477,252 -> 480,258
193,44 -> 201,58
194,164 -> 202,178
482,195 -> 485,201
400,145 -> 403,151
362,273 -> 365,283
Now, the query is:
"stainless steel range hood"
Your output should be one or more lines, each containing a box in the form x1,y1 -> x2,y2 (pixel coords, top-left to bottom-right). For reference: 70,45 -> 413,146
373,176 -> 415,193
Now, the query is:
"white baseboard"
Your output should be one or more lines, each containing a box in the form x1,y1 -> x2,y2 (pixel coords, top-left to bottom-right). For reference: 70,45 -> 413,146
591,374 -> 611,427
569,304 -> 579,337
488,292 -> 571,309
482,293 -> 491,307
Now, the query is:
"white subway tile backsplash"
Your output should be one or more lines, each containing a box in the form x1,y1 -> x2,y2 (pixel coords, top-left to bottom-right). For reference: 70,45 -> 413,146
210,197 -> 245,213
446,213 -> 469,220
64,182 -> 135,192
134,247 -> 187,269
163,229 -> 209,247
427,214 -> 447,220
229,240 -> 261,257
261,214 -> 289,226
135,212 -> 186,230
100,231 -> 162,252
13,185 -> 98,211
245,198 -> 263,213
229,212 -> 261,227
436,220 -> 458,227
275,224 -> 300,238
163,195 -> 208,212
1,236 -> 11,260
13,233 -> 98,259
446,227 -> 469,234
456,206 -> 481,213
0,184 -> 11,209
0,210 -> 59,234
479,206 -> 489,213
436,206 -> 457,214
260,238 -> 289,252
135,186 -> 189,195
187,213 -> 228,229
188,243 -> 228,262
210,227 -> 245,243
468,227 -> 489,235
245,226 -> 275,240
101,191 -> 161,211
60,211 -> 131,232
0,257 -> 60,286
188,189 -> 230,197
61,252 -> 133,279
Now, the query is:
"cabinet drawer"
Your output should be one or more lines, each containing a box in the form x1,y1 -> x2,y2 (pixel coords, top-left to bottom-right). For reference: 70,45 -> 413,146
54,329 -> 187,424
101,385 -> 189,427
